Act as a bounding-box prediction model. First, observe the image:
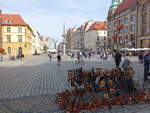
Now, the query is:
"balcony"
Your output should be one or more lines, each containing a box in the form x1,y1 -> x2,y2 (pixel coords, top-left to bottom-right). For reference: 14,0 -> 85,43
116,25 -> 124,30
112,35 -> 118,39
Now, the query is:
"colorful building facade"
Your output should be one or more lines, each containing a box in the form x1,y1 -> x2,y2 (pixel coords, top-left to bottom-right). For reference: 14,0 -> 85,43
107,0 -> 138,50
138,0 -> 150,48
1,14 -> 34,56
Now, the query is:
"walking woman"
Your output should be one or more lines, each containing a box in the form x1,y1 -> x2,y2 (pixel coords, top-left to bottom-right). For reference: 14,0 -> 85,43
57,53 -> 61,65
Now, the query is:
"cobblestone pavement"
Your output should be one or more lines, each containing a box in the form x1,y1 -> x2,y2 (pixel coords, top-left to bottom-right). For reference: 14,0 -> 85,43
0,55 -> 150,113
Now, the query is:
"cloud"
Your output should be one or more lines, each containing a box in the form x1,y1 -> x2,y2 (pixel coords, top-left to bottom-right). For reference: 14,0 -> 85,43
25,12 -> 88,40
0,0 -> 112,41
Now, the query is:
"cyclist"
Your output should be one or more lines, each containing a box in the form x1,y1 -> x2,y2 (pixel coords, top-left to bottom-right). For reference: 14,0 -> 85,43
77,52 -> 82,61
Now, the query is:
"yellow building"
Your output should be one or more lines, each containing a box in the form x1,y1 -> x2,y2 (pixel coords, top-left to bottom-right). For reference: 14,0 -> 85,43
0,13 -> 34,56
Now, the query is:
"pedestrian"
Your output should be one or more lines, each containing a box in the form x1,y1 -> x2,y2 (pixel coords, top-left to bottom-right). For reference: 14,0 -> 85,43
143,52 -> 150,81
57,53 -> 61,65
114,51 -> 122,68
122,57 -> 131,70
88,53 -> 91,59
138,52 -> 143,63
48,52 -> 52,61
71,53 -> 75,59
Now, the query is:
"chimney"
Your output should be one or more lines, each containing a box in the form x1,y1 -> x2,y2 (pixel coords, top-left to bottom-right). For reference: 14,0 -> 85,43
0,9 -> 2,14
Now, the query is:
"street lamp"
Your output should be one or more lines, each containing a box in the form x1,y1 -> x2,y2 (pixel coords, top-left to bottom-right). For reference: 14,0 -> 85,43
55,40 -> 59,50
62,22 -> 66,55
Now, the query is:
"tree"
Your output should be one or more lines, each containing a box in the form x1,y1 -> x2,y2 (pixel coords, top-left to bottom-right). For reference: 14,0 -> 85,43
43,45 -> 48,53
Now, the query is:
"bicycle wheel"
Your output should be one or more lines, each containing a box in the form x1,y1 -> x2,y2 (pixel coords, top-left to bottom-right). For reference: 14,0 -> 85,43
80,60 -> 84,65
75,60 -> 79,65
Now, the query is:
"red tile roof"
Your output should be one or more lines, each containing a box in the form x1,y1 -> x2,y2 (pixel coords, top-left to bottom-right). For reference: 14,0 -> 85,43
0,14 -> 27,26
115,0 -> 137,14
88,21 -> 107,31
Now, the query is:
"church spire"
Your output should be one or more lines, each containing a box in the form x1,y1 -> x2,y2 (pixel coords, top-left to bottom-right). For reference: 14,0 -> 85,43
110,0 -> 123,9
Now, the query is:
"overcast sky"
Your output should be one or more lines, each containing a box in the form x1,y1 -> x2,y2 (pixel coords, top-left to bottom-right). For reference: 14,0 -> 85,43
0,0 -> 112,41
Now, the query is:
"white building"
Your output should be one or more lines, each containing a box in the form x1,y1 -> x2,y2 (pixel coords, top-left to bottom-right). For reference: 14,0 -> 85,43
29,25 -> 44,54
84,21 -> 107,52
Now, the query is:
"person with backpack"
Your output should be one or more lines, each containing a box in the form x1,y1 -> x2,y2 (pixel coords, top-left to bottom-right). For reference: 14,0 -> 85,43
143,52 -> 150,81
122,57 -> 131,70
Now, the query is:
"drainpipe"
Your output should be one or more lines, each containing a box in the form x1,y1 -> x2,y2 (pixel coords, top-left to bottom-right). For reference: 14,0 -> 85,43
136,1 -> 139,48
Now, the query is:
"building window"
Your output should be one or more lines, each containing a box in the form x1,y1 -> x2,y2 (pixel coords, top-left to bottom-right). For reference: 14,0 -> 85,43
131,14 -> 136,21
18,27 -> 22,33
124,17 -> 128,24
130,34 -> 135,41
118,19 -> 123,25
124,26 -> 128,33
7,27 -> 11,32
7,37 -> 11,42
97,36 -> 99,41
18,37 -> 22,42
142,28 -> 147,35
5,20 -> 12,24
130,24 -> 136,31
104,36 -> 106,40
8,47 -> 11,54
142,3 -> 147,11
131,6 -> 136,12
142,14 -> 147,24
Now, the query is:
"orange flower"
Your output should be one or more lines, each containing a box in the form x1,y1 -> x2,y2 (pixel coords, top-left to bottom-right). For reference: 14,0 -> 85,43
0,48 -> 4,54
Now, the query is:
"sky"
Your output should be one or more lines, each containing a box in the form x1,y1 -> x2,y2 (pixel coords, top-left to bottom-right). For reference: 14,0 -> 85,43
0,0 -> 112,42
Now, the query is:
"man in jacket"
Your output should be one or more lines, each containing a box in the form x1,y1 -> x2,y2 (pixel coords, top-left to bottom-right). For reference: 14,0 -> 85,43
143,52 -> 150,81
114,51 -> 122,68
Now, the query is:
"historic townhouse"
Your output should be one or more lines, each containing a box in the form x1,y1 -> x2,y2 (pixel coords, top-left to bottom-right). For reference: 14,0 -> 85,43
107,0 -> 138,50
66,21 -> 107,52
84,21 -> 107,52
66,27 -> 78,51
0,13 -> 34,56
138,0 -> 150,48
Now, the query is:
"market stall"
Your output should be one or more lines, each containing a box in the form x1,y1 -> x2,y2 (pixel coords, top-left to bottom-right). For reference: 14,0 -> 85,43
56,67 -> 150,112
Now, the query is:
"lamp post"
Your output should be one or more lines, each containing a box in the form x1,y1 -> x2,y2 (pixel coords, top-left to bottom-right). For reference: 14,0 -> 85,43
62,22 -> 66,55
55,40 -> 59,50
62,35 -> 66,55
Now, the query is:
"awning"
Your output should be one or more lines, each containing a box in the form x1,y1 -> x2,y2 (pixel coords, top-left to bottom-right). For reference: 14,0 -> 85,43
47,49 -> 57,52
120,48 -> 129,51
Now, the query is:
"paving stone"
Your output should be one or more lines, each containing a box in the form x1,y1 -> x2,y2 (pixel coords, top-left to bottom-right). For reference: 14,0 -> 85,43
0,55 -> 149,113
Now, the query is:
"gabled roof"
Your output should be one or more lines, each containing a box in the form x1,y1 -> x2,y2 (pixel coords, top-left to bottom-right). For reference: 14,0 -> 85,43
0,14 -> 27,26
72,26 -> 78,32
115,0 -> 137,14
87,21 -> 107,31
84,21 -> 94,32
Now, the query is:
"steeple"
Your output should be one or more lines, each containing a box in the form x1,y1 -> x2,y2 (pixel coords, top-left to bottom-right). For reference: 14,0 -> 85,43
110,0 -> 123,9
